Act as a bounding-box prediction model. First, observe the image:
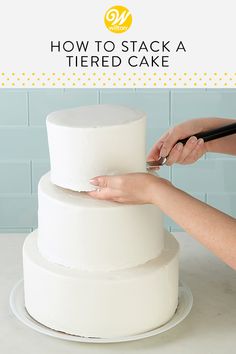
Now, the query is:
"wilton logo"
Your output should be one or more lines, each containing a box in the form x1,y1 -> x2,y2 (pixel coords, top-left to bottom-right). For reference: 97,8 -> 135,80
104,5 -> 132,33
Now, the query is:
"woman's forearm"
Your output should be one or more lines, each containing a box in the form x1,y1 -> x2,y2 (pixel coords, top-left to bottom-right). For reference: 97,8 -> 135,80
153,181 -> 236,269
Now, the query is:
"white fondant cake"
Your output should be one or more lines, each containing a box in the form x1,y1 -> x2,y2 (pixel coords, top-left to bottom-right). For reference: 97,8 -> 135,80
24,230 -> 179,338
23,104 -> 179,339
47,104 -> 147,191
38,173 -> 164,271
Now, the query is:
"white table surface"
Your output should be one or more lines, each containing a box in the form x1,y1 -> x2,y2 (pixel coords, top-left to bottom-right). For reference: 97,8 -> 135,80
0,232 -> 235,354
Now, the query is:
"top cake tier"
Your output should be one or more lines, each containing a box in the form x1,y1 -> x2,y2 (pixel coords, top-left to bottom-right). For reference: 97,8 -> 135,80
47,104 -> 146,191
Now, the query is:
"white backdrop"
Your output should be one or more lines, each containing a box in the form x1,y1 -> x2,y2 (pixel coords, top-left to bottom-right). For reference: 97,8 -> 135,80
0,0 -> 235,87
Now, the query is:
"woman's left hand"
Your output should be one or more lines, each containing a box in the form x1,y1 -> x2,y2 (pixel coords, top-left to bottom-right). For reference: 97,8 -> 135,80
88,173 -> 170,204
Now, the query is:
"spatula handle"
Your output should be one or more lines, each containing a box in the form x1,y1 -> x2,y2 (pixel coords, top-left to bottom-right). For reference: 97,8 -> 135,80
178,121 -> 236,145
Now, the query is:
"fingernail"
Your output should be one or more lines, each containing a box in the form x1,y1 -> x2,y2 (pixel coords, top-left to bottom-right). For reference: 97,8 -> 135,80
197,138 -> 204,146
89,178 -> 99,186
190,136 -> 197,144
160,146 -> 167,157
176,142 -> 183,151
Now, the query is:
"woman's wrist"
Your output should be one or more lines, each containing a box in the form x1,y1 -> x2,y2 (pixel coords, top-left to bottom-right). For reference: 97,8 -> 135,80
192,117 -> 236,153
149,177 -> 174,206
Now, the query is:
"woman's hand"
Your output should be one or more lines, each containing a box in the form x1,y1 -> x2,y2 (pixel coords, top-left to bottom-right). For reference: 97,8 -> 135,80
147,118 -> 208,166
88,173 -> 171,204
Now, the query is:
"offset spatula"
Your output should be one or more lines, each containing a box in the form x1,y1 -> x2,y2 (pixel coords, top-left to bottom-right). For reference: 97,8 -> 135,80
146,121 -> 236,169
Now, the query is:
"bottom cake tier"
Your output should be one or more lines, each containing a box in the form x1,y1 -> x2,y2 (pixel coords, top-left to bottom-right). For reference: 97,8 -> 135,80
23,230 -> 179,338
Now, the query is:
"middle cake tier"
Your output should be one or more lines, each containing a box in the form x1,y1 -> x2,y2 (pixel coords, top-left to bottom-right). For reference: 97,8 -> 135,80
38,173 -> 164,271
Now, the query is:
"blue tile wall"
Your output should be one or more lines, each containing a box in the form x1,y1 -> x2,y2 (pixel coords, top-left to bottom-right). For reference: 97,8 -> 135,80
172,159 -> 236,194
171,89 -> 236,123
206,193 -> 236,218
0,88 -> 235,232
31,160 -> 50,193
0,228 -> 33,233
29,89 -> 98,125
0,161 -> 31,193
0,195 -> 37,229
0,91 -> 28,126
0,127 -> 48,159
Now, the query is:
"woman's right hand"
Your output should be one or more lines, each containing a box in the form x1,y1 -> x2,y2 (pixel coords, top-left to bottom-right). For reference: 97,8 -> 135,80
147,118 -> 208,166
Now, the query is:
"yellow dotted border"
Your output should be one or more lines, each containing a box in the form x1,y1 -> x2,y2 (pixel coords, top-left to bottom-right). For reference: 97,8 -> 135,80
0,72 -> 236,88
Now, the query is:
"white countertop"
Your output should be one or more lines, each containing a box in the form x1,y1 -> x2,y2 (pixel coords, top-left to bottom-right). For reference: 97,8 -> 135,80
0,232 -> 235,354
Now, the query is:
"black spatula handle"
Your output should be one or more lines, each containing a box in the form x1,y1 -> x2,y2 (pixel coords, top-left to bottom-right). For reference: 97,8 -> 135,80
178,121 -> 236,145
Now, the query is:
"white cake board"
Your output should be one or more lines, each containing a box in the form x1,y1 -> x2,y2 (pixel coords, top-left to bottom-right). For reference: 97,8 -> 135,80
10,279 -> 193,344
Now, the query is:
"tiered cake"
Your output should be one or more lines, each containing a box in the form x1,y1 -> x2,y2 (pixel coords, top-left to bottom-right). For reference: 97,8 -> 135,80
23,104 -> 179,338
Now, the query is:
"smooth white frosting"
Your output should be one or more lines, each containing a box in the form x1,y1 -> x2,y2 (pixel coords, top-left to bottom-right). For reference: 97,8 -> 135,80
23,104 -> 180,338
23,230 -> 179,338
46,104 -> 147,191
38,173 -> 164,271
